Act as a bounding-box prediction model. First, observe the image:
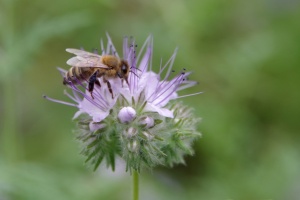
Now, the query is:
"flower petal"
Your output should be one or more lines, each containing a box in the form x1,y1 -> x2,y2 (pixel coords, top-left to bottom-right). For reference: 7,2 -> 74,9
144,103 -> 174,118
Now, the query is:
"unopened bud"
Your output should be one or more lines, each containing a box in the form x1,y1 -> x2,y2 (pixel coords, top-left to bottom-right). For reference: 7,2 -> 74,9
128,140 -> 138,152
142,131 -> 154,140
123,127 -> 138,138
89,122 -> 106,132
139,116 -> 155,128
118,107 -> 136,123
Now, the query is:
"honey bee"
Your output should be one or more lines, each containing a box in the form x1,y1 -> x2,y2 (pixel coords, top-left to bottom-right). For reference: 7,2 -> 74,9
63,48 -> 130,99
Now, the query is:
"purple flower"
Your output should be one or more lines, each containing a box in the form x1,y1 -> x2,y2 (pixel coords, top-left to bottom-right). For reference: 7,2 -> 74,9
46,34 -> 200,123
44,34 -> 201,172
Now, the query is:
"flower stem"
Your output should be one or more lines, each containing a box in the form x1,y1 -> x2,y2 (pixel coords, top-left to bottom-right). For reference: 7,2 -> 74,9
132,170 -> 139,200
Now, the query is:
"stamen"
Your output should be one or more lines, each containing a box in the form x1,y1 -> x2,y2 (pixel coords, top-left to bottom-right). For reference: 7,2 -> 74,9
147,72 -> 183,102
155,68 -> 176,92
130,71 -> 139,78
43,95 -> 78,107
139,46 -> 151,73
71,77 -> 108,108
149,36 -> 153,72
100,39 -> 105,55
136,35 -> 152,65
123,36 -> 129,58
159,58 -> 163,72
70,84 -> 106,111
106,33 -> 119,57
127,42 -> 139,94
72,89 -> 82,102
68,78 -> 108,110
175,92 -> 203,99
64,90 -> 79,103
158,48 -> 177,79
177,80 -> 198,91
57,67 -> 67,77
153,73 -> 186,105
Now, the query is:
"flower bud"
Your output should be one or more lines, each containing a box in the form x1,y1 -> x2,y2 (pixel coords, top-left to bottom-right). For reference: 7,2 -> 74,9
139,116 -> 155,128
118,107 -> 136,123
123,127 -> 138,138
89,122 -> 106,132
142,131 -> 154,140
128,140 -> 138,152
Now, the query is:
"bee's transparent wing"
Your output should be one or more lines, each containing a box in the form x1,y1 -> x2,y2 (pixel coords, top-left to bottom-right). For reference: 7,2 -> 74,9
66,48 -> 110,68
66,48 -> 101,57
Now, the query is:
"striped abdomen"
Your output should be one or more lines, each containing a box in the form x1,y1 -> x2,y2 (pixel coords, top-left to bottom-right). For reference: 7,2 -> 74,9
63,67 -> 95,85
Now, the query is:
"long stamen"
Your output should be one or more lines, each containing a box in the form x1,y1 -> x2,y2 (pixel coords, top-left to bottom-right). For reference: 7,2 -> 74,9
72,89 -> 82,102
57,67 -> 67,77
177,80 -> 198,91
175,92 -> 203,99
136,35 -> 152,63
64,90 -> 79,103
70,84 -> 106,111
100,39 -> 105,55
72,76 -> 109,108
43,95 -> 78,107
158,48 -> 177,77
69,79 -> 107,110
106,32 -> 119,57
163,48 -> 178,81
154,74 -> 186,106
147,72 -> 184,103
123,36 -> 128,58
139,46 -> 151,74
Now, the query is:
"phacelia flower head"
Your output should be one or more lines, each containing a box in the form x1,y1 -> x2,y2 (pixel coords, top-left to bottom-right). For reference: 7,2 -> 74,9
44,34 -> 202,172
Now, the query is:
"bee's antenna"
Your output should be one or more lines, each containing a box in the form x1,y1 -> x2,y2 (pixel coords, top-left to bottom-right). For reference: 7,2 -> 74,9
130,71 -> 139,78
130,66 -> 142,72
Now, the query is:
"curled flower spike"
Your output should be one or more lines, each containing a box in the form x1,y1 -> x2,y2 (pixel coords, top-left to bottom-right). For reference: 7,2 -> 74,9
44,34 -> 201,172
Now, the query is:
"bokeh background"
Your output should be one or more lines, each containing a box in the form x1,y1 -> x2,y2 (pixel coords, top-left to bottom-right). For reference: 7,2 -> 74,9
1,0 -> 300,199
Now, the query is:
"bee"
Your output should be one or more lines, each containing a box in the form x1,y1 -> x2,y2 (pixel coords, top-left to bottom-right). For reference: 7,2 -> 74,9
63,48 -> 130,99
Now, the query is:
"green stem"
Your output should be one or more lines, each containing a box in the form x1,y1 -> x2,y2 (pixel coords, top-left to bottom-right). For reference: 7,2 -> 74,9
132,170 -> 139,200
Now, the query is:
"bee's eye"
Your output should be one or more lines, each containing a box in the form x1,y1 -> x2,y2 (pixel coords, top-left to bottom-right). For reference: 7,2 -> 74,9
122,65 -> 127,73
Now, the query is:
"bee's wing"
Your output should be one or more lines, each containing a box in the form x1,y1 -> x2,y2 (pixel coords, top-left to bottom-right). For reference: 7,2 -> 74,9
66,48 -> 110,68
66,48 -> 100,57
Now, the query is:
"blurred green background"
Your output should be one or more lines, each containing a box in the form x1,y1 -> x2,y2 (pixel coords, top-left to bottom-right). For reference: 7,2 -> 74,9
1,0 -> 300,199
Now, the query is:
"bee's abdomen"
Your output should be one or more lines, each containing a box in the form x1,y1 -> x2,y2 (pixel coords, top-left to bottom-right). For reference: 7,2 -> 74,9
64,67 -> 87,84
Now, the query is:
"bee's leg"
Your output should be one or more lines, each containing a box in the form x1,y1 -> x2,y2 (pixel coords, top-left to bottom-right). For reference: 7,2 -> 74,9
95,79 -> 101,87
125,77 -> 129,86
121,78 -> 129,88
88,71 -> 99,99
103,78 -> 114,99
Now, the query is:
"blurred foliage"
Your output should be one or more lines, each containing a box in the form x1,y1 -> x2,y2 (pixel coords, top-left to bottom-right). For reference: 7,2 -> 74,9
1,0 -> 300,199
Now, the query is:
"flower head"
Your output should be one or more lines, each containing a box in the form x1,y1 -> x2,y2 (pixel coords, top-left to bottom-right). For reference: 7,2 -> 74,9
44,34 -> 201,172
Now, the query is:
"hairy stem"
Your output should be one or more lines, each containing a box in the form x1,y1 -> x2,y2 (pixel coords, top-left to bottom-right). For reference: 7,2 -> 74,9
132,170 -> 139,200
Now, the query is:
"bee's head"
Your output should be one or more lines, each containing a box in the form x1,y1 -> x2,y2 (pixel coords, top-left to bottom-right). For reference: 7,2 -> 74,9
118,60 -> 130,78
